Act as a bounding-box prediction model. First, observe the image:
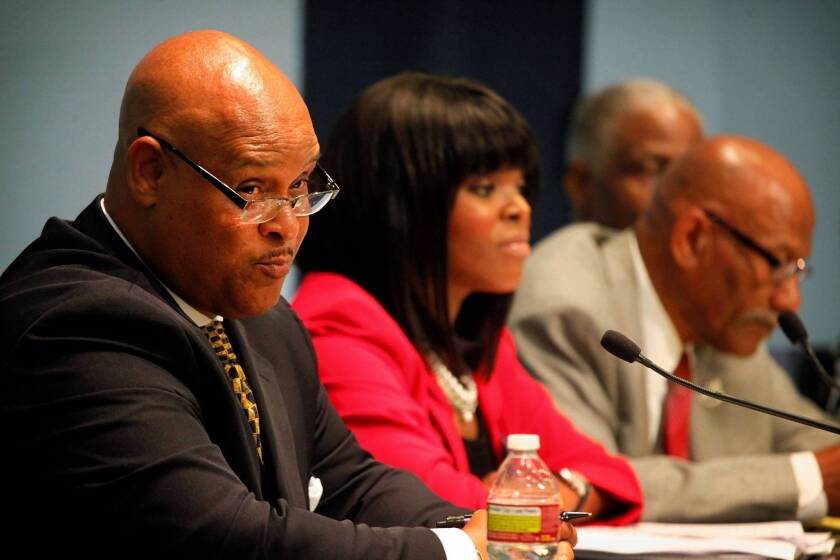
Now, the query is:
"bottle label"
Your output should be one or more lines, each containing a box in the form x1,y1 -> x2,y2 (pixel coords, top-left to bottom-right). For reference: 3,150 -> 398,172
487,503 -> 559,543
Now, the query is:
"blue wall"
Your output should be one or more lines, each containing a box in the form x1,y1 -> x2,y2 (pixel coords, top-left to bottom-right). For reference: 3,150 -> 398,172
1,0 -> 837,346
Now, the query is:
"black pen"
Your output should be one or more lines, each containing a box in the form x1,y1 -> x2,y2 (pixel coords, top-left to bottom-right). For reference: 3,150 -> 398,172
435,511 -> 591,528
559,511 -> 592,522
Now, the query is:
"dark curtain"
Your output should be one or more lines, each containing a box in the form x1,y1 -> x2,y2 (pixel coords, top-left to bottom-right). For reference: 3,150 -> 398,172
303,0 -> 584,241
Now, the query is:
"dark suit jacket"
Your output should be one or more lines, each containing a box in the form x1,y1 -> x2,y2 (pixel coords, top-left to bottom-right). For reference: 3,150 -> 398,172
0,196 -> 465,559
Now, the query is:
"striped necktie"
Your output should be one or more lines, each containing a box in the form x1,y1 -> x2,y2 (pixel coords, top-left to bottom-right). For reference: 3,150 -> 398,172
203,320 -> 263,463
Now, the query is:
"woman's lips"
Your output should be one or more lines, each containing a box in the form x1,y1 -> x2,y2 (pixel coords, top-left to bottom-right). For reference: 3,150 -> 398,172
499,235 -> 531,257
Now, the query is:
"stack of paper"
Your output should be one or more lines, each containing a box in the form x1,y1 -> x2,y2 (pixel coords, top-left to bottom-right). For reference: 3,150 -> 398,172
576,521 -> 834,560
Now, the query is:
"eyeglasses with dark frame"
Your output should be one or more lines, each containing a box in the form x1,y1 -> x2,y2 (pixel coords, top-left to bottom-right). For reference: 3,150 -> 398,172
703,209 -> 811,283
137,127 -> 339,224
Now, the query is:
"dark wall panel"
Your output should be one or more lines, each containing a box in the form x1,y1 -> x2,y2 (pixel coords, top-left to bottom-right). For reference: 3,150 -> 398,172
304,0 -> 583,241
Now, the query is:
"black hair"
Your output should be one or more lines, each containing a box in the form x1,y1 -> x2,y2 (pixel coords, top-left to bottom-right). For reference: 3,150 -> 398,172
297,71 -> 540,375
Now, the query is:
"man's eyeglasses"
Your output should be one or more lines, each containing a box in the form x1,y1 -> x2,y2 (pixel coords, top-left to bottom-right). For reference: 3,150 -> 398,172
137,128 -> 339,224
703,209 -> 811,283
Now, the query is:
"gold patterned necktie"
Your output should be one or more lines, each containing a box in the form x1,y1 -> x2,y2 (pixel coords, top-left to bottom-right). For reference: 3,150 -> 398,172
203,320 -> 263,463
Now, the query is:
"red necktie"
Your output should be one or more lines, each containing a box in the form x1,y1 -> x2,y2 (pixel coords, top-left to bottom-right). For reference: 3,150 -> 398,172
663,354 -> 692,459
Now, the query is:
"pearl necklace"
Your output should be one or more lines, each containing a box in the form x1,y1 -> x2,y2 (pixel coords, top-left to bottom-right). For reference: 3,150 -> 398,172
427,353 -> 478,422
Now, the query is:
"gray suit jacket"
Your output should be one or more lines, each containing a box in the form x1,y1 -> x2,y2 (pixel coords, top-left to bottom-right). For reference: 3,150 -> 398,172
509,223 -> 837,522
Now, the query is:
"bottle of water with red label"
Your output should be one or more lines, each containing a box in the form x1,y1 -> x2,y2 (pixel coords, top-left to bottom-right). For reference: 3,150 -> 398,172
487,434 -> 559,560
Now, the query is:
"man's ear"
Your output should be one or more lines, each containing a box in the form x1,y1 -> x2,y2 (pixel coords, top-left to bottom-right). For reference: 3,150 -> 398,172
563,160 -> 592,220
126,137 -> 166,208
671,207 -> 711,270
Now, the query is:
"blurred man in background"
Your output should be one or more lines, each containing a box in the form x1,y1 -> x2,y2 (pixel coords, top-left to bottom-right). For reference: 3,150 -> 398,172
564,78 -> 703,230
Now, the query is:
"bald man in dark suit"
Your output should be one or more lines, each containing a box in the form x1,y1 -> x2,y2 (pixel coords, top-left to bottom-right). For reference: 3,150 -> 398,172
0,30 -> 495,559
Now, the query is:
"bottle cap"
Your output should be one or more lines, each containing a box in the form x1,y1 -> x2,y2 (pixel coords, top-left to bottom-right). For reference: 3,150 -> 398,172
506,434 -> 540,451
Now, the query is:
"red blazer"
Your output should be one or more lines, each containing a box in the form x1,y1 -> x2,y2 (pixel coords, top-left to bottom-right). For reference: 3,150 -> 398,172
294,272 -> 642,524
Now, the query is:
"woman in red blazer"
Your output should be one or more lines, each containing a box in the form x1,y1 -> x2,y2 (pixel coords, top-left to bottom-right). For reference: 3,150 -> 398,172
294,72 -> 642,525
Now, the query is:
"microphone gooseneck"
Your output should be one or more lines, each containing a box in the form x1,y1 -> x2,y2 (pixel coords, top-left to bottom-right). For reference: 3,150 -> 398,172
778,311 -> 808,345
778,311 -> 840,395
600,329 -> 840,436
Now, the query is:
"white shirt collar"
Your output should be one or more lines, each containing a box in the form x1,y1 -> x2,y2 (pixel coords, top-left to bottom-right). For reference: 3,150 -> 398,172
629,232 -> 684,371
99,197 -> 220,327
629,232 -> 687,443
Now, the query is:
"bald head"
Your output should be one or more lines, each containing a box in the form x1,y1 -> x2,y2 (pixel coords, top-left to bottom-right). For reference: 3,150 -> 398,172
638,135 -> 815,355
104,31 -> 319,319
652,135 -> 814,231
113,31 -> 309,163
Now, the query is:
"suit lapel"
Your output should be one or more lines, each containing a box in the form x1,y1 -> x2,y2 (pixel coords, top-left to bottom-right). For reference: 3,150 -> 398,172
600,231 -> 653,455
226,320 -> 306,507
690,345 -> 743,458
424,363 -> 471,473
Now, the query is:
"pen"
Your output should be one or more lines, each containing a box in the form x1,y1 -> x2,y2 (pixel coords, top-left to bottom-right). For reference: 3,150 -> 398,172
435,511 -> 592,528
436,514 -> 471,528
560,511 -> 592,521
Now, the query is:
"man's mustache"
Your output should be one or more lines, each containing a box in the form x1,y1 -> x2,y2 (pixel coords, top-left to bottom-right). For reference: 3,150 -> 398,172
258,247 -> 295,260
736,309 -> 778,329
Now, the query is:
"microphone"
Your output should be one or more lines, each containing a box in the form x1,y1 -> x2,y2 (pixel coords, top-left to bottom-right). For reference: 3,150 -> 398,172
600,330 -> 840,435
778,311 -> 840,394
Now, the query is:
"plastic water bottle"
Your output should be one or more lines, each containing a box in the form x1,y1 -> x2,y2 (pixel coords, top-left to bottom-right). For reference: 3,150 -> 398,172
487,434 -> 559,560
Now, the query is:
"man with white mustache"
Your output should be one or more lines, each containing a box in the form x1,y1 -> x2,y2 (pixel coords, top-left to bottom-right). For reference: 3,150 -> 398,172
510,135 -> 840,523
